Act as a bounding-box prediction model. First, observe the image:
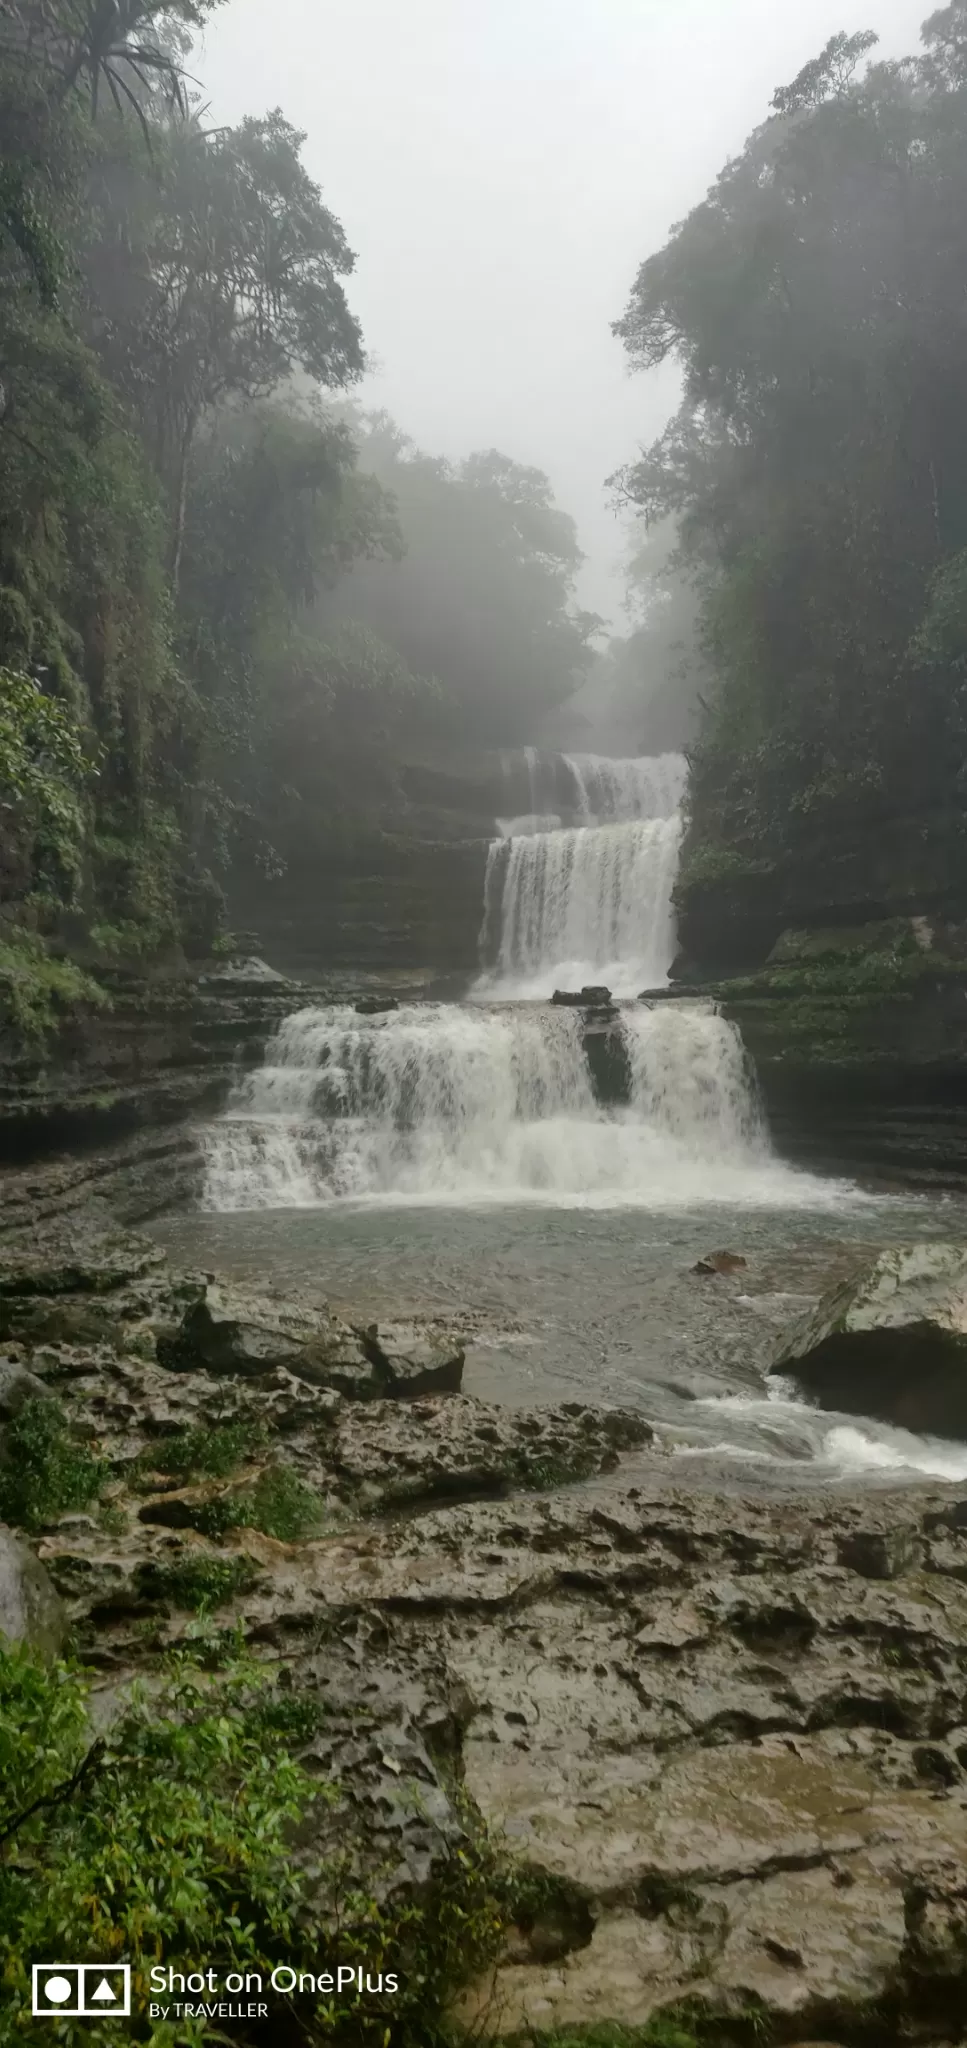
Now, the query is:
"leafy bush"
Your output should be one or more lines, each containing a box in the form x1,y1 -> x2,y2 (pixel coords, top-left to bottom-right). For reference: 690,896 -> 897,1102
0,1641 -> 321,2045
196,1463 -> 327,1542
137,1421 -> 260,1481
0,928 -> 109,1039
0,666 -> 92,902
0,1638 -> 513,2045
142,1555 -> 257,1612
0,1397 -> 105,1529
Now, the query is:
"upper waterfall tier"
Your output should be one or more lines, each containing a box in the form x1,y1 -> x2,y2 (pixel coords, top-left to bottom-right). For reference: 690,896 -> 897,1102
500,748 -> 686,828
480,815 -> 683,999
562,751 -> 686,824
480,749 -> 687,999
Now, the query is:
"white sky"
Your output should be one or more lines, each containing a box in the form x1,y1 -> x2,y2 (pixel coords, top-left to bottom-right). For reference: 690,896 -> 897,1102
201,0 -> 929,623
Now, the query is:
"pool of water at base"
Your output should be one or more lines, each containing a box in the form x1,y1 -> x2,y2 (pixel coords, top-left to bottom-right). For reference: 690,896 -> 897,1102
152,1186 -> 967,1494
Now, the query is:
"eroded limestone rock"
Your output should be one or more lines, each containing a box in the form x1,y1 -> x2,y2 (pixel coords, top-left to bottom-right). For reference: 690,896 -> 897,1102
0,1525 -> 66,1656
772,1242 -> 967,1438
5,1225 -> 967,2041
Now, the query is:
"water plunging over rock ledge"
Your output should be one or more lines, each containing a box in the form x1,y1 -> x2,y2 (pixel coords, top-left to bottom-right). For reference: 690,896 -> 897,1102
198,997 -> 799,1210
200,749 -> 842,1213
481,751 -> 686,997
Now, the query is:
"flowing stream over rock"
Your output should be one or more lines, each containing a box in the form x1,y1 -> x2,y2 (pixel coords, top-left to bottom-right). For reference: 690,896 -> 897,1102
189,747 -> 967,1486
203,750 -> 812,1212
484,751 -> 686,994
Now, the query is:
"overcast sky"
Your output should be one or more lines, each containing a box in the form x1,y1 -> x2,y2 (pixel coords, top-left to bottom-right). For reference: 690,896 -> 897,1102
201,0 -> 929,623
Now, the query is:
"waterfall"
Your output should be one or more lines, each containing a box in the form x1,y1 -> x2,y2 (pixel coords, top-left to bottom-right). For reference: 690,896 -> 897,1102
482,816 -> 683,998
480,750 -> 687,998
199,996 -> 796,1212
202,748 -> 806,1213
562,751 -> 686,825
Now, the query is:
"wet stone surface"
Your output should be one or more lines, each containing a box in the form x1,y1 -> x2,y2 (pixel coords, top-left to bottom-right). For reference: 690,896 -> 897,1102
2,1225 -> 967,2041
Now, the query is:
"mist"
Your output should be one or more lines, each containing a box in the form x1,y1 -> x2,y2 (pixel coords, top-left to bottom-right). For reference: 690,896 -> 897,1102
7,5 -> 967,2030
200,0 -> 926,622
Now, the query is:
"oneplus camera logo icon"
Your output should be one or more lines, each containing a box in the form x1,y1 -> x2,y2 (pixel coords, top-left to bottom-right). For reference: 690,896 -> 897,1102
32,1965 -> 131,2018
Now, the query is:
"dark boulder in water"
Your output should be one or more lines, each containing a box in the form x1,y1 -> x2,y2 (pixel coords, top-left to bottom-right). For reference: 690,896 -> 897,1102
551,986 -> 613,1008
772,1243 -> 967,1440
693,1249 -> 748,1276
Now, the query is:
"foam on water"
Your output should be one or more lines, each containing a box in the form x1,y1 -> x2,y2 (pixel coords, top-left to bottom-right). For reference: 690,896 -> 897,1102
479,815 -> 683,999
202,998 -> 845,1212
677,1376 -> 967,1482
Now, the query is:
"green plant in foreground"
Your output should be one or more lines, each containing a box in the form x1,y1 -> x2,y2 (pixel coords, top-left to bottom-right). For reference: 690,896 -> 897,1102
0,1638 -> 512,2045
0,1397 -> 106,1529
0,1639 -> 321,2046
195,1462 -> 327,1541
137,1420 -> 260,1482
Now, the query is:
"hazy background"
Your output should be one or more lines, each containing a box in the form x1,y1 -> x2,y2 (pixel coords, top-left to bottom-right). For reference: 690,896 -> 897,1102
201,0 -> 928,621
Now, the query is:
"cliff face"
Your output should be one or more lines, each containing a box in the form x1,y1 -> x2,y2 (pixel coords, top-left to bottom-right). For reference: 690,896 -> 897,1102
0,963 -> 309,1171
225,750 -> 505,981
675,813 -> 967,976
672,876 -> 967,1185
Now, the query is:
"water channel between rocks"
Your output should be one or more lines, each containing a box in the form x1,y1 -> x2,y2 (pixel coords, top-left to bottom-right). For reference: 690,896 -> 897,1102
157,748 -> 967,1495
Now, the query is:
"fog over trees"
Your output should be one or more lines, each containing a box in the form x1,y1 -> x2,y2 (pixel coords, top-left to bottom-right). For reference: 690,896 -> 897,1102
4,0 -> 967,973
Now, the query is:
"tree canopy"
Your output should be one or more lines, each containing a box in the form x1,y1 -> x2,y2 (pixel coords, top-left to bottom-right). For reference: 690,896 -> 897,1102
612,4 -> 967,875
323,411 -> 600,745
0,0 -> 596,989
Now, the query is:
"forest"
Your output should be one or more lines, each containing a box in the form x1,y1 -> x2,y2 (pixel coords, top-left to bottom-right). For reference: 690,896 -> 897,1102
0,0 -> 608,1014
7,3 -> 967,998
613,4 -> 967,902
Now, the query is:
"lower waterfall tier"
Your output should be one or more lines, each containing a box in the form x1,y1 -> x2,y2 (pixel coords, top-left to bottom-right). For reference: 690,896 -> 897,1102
201,999 -> 838,1211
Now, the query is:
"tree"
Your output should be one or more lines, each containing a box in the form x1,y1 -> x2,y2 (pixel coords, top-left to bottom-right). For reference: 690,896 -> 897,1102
0,1 -> 220,123
82,108 -> 366,583
324,412 -> 600,744
612,9 -> 967,867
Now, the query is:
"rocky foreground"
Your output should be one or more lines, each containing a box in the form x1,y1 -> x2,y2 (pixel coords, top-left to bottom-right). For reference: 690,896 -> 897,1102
1,1230 -> 967,2045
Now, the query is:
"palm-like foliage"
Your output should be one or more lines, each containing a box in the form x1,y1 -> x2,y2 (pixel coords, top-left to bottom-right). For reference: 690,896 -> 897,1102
0,1 -> 219,134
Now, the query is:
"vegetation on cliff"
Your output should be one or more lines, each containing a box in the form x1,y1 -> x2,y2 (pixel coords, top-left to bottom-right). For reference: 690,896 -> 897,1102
613,5 -> 967,896
0,0 -> 594,1023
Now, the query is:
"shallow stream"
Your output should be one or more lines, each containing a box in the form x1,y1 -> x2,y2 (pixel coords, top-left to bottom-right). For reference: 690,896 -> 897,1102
154,1190 -> 967,1492
159,748 -> 967,1496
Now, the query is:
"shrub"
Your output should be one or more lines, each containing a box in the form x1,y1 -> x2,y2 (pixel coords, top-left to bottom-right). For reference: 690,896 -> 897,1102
195,1463 -> 327,1542
142,1555 -> 257,1612
0,1640 -> 321,2046
0,1638 -> 513,2045
0,1397 -> 105,1529
136,1421 -> 259,1482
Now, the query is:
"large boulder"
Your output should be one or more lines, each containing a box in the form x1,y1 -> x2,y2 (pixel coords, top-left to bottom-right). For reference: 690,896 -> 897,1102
771,1243 -> 967,1438
157,1282 -> 376,1391
0,1526 -> 66,1657
156,1285 -> 465,1402
0,1360 -> 53,1421
357,1322 -> 465,1398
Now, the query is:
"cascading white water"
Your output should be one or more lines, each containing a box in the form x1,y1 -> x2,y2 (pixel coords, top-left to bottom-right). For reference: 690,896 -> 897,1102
203,747 -> 819,1213
563,751 -> 686,825
481,814 -> 683,998
200,994 -> 830,1212
479,749 -> 687,998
